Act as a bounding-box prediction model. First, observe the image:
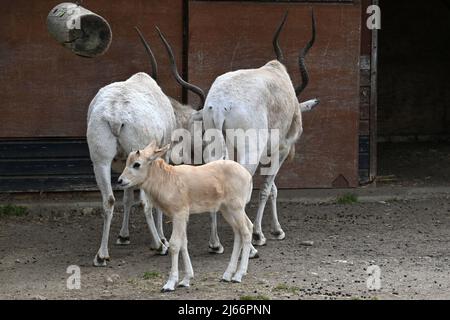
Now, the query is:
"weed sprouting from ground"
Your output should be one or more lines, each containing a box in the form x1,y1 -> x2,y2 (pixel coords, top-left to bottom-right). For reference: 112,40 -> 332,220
272,283 -> 301,295
143,271 -> 161,280
240,295 -> 270,300
336,193 -> 358,204
0,205 -> 28,217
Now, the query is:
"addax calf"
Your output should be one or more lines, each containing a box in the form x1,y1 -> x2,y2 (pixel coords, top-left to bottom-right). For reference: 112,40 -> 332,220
118,141 -> 254,291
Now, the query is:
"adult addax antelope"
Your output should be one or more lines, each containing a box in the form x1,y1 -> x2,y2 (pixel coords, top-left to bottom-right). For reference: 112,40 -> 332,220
87,27 -> 205,266
202,11 -> 319,256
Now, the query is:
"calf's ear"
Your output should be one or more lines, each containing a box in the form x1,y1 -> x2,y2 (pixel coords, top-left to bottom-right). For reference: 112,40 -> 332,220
144,140 -> 157,152
156,144 -> 171,154
148,144 -> 171,162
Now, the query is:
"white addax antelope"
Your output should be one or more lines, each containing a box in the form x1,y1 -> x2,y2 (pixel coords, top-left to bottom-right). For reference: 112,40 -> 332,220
202,11 -> 319,255
87,27 -> 205,266
118,141 -> 254,291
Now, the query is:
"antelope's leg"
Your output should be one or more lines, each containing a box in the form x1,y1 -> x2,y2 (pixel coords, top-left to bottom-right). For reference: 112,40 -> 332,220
252,147 -> 290,248
141,190 -> 167,255
208,212 -> 224,254
93,162 -> 115,267
116,188 -> 134,245
269,183 -> 285,240
156,208 -> 168,247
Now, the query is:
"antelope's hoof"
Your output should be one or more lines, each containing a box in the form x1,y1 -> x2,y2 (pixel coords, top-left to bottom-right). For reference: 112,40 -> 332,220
270,229 -> 286,240
93,254 -> 109,267
178,280 -> 190,288
161,238 -> 169,247
156,243 -> 169,256
249,249 -> 259,259
116,236 -> 130,245
252,233 -> 267,246
208,244 -> 224,254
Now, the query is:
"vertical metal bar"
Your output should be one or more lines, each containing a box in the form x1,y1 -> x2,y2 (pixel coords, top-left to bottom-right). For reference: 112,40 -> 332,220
182,0 -> 189,104
369,0 -> 379,182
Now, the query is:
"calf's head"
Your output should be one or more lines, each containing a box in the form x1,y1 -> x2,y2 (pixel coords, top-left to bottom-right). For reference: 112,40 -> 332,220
118,141 -> 170,188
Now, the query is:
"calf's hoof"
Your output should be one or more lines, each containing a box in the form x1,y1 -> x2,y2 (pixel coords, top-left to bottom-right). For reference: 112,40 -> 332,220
93,254 -> 109,267
161,282 -> 176,292
270,229 -> 286,240
221,273 -> 233,282
252,233 -> 267,246
116,236 -> 130,245
208,244 -> 224,254
231,273 -> 244,283
178,279 -> 191,288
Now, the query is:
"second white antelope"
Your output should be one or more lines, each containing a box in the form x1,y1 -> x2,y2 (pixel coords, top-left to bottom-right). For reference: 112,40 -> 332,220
118,141 -> 254,292
203,11 -> 319,256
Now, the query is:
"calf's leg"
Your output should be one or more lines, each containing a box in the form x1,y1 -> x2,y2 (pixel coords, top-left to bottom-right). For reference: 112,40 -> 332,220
162,214 -> 187,292
232,213 -> 252,283
178,233 -> 194,288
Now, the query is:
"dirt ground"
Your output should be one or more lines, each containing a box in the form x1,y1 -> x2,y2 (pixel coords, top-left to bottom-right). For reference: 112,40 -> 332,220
378,142 -> 450,187
1,195 -> 449,300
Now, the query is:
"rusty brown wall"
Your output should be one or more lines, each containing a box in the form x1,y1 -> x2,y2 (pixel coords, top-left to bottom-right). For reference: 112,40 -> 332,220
0,0 -> 363,190
188,2 -> 362,188
0,0 -> 183,138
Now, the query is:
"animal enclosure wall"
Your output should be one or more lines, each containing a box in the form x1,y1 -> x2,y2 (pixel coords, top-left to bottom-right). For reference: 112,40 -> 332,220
0,0 -> 184,138
188,2 -> 361,188
0,0 -> 365,192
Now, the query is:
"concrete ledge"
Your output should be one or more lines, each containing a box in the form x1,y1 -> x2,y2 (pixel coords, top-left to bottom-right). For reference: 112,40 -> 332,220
276,186 -> 450,204
1,186 -> 449,216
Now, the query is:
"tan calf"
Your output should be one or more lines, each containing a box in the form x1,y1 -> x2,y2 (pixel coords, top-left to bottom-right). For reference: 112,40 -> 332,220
118,141 -> 253,291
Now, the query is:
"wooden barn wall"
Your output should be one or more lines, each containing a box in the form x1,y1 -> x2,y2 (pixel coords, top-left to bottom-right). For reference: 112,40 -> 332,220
0,0 -> 363,192
188,1 -> 362,188
0,0 -> 184,138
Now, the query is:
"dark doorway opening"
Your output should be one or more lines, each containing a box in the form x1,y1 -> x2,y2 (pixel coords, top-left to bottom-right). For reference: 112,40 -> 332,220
377,0 -> 450,186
